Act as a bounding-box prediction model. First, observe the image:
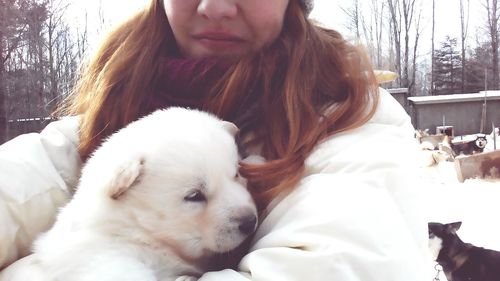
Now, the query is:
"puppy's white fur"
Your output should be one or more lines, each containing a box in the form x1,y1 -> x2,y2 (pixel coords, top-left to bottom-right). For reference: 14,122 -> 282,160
30,108 -> 257,281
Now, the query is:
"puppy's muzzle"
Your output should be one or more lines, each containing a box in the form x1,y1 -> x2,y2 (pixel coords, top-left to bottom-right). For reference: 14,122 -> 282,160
237,214 -> 258,235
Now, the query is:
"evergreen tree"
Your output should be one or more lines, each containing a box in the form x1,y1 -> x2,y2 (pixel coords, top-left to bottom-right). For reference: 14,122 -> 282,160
465,42 -> 495,93
433,36 -> 462,95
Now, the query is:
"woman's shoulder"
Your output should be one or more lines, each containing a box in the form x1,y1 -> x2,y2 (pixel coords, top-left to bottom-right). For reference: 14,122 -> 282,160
308,88 -> 416,163
0,114 -> 82,197
41,116 -> 80,146
0,116 -> 81,270
298,88 -> 422,196
368,88 -> 412,128
2,116 -> 80,151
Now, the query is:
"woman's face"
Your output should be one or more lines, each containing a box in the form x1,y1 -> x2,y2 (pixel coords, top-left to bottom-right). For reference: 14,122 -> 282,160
164,0 -> 289,59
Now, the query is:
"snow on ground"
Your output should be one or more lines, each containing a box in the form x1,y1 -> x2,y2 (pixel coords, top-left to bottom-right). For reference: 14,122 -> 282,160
421,162 -> 500,250
418,159 -> 500,280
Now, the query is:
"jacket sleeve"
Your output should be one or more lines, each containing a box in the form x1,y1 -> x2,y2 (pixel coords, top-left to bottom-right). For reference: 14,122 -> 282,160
198,90 -> 432,280
0,117 -> 82,269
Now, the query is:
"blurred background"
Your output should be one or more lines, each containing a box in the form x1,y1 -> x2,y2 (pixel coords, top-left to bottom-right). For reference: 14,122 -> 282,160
0,0 -> 498,142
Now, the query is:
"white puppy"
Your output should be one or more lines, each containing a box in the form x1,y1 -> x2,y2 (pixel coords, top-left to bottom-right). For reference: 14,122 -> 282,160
29,108 -> 257,281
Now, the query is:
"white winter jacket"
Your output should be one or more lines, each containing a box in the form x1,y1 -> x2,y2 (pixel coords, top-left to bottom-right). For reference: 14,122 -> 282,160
0,90 -> 431,280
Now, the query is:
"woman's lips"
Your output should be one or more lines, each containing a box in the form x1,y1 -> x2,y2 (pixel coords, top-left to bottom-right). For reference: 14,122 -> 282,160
192,32 -> 246,51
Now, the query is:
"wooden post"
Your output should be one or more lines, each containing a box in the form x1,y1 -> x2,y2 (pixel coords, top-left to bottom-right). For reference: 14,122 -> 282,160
480,69 -> 488,133
493,122 -> 497,151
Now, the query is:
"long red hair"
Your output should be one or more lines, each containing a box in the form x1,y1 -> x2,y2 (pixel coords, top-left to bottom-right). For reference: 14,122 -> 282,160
58,0 -> 378,210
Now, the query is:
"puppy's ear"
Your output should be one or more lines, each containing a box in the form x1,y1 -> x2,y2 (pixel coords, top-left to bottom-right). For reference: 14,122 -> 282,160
108,157 -> 145,200
222,121 -> 239,136
446,221 -> 462,234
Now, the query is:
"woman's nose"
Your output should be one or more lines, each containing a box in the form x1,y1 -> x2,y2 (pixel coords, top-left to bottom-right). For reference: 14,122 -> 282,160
197,0 -> 238,21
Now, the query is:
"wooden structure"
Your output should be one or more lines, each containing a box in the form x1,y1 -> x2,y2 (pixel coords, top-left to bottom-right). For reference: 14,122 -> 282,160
454,150 -> 500,182
407,91 -> 500,136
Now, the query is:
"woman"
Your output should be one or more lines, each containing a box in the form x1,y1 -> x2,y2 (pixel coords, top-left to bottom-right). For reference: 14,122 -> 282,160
0,0 -> 431,279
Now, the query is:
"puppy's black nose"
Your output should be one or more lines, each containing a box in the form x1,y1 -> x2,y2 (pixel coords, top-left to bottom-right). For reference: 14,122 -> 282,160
238,215 -> 257,235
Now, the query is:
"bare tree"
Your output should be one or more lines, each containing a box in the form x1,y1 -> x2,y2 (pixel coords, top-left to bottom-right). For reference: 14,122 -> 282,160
0,0 -> 30,142
410,7 -> 422,93
373,0 -> 386,69
431,0 -> 435,95
483,0 -> 499,89
341,0 -> 361,40
96,0 -> 111,36
0,0 -> 7,142
342,0 -> 389,70
76,11 -> 89,62
10,1 -> 44,120
44,0 -> 76,107
387,0 -> 422,95
402,0 -> 417,89
459,0 -> 470,93
387,0 -> 402,83
1,0 -> 87,142
361,0 -> 386,69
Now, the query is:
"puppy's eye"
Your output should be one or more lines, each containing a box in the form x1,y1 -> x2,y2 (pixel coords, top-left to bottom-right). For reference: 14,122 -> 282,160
184,190 -> 206,202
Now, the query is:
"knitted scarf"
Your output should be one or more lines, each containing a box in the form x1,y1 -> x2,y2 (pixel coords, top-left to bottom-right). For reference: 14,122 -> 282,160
150,57 -> 232,111
148,57 -> 262,138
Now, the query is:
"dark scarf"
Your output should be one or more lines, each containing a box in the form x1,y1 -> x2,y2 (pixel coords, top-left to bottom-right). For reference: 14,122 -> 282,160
148,57 -> 261,134
149,57 -> 232,111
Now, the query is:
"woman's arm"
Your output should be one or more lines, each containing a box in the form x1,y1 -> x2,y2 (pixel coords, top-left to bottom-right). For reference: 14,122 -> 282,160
200,175 -> 429,280
197,90 -> 432,280
0,117 -> 82,269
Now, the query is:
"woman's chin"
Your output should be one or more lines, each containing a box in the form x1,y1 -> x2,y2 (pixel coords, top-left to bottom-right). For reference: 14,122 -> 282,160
182,46 -> 251,61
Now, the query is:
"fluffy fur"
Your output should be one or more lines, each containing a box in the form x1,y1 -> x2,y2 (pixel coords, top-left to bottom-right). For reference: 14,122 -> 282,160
30,108 -> 257,281
428,222 -> 500,281
450,134 -> 488,156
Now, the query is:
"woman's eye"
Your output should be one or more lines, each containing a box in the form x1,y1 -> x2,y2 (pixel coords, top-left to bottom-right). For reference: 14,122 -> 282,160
184,190 -> 206,202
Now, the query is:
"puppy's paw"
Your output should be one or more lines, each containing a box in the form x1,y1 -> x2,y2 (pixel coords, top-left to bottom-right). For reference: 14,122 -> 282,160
174,276 -> 198,281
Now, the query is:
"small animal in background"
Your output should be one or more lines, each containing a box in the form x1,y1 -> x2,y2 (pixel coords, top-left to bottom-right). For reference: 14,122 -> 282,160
415,128 -> 431,138
428,221 -> 500,281
450,134 -> 488,156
